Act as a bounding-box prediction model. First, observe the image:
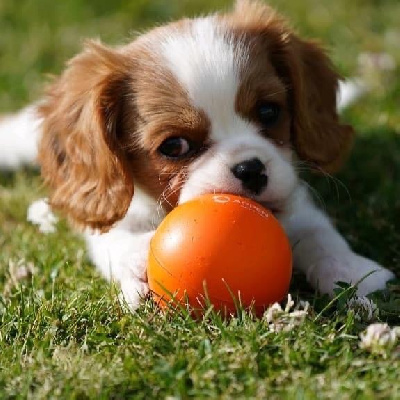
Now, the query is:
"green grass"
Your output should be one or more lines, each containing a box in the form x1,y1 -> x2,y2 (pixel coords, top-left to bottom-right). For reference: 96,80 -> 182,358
1,0 -> 400,398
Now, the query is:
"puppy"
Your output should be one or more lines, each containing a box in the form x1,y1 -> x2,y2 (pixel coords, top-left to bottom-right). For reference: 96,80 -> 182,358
0,0 -> 394,310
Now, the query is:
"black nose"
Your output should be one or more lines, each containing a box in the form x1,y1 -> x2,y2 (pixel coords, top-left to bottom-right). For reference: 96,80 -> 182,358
231,158 -> 268,195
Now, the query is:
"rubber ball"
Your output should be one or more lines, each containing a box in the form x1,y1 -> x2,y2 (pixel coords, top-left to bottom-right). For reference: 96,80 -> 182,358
147,194 -> 292,316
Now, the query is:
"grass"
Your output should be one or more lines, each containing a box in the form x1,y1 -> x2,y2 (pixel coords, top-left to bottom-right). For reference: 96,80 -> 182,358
0,0 -> 399,398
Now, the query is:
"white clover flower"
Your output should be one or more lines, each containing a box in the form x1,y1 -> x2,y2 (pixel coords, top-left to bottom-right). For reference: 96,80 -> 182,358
360,323 -> 400,356
284,293 -> 295,312
265,302 -> 284,324
263,294 -> 309,332
27,198 -> 58,233
358,52 -> 396,72
3,259 -> 36,296
347,296 -> 379,322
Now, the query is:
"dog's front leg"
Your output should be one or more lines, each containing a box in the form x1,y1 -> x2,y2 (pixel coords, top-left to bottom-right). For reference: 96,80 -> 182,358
280,185 -> 395,297
85,228 -> 155,311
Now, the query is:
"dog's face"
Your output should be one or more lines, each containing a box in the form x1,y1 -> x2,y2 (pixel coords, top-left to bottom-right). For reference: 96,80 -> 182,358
38,0 -> 354,231
130,13 -> 297,212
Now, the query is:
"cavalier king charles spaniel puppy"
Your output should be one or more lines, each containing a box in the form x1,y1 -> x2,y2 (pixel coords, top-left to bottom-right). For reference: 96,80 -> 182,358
0,0 -> 394,310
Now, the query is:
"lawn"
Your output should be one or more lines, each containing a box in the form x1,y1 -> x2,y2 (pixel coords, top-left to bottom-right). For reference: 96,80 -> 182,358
1,0 -> 400,398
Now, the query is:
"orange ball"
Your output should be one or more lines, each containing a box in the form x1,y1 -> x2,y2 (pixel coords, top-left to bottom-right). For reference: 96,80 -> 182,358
147,194 -> 292,316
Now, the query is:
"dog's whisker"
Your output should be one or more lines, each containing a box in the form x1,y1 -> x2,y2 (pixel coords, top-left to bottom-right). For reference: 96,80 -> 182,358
301,180 -> 326,212
319,168 -> 352,202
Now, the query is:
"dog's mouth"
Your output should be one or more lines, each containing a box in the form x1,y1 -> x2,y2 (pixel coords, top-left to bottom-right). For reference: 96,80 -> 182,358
213,191 -> 284,216
178,186 -> 286,216
259,201 -> 283,216
220,191 -> 284,216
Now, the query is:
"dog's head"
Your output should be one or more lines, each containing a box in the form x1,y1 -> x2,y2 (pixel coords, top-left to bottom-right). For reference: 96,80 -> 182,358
39,0 -> 354,231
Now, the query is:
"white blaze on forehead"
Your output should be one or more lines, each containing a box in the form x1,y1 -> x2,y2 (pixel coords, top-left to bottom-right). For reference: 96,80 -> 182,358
159,17 -> 253,139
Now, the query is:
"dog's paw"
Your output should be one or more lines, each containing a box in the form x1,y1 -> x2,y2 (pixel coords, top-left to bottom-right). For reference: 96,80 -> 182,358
115,231 -> 155,312
117,231 -> 155,282
306,253 -> 395,297
120,277 -> 149,312
349,255 -> 395,296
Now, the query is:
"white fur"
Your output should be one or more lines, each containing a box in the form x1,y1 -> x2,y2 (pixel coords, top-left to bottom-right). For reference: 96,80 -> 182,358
86,229 -> 154,310
0,106 -> 41,170
85,186 -> 164,310
160,17 -> 250,141
179,134 -> 297,208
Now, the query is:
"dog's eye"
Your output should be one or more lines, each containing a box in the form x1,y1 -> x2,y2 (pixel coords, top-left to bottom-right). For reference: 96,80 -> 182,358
256,102 -> 281,126
158,137 -> 192,159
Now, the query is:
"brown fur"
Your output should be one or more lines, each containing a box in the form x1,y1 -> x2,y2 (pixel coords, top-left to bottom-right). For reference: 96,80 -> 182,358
39,41 -> 134,231
39,36 -> 210,231
227,0 -> 354,171
234,34 -> 291,146
121,43 -> 211,211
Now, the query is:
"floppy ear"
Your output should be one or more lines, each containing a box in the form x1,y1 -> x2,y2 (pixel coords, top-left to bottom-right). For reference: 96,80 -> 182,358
39,40 -> 134,232
279,37 -> 355,172
231,0 -> 354,173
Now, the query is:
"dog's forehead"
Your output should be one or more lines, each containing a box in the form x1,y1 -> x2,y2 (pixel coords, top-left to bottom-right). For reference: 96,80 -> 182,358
159,17 -> 247,105
155,17 -> 253,139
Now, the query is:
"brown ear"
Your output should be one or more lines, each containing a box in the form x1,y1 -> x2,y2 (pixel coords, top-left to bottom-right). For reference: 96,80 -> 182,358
39,40 -> 134,231
231,0 -> 354,173
282,37 -> 355,172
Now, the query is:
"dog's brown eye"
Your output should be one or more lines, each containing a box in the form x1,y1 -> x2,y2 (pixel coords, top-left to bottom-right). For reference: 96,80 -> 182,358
158,137 -> 192,159
256,102 -> 281,126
